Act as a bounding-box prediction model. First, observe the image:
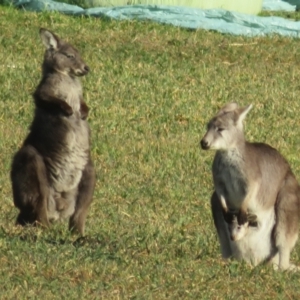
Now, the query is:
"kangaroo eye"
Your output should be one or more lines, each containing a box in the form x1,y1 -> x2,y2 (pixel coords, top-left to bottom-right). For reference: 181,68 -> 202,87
216,127 -> 225,132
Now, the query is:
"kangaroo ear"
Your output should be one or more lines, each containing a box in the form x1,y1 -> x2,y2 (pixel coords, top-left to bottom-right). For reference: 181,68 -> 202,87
39,28 -> 60,50
237,104 -> 252,124
216,102 -> 239,116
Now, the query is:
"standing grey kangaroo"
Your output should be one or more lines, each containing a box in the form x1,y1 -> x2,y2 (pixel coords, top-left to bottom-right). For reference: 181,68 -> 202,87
10,28 -> 95,236
200,102 -> 300,270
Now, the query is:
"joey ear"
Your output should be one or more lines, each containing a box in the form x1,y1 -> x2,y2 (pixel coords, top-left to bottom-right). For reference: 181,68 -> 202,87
217,102 -> 239,116
39,28 -> 60,50
237,104 -> 252,124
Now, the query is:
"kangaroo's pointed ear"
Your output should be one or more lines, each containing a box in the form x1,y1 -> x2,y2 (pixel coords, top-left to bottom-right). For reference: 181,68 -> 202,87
39,28 -> 60,50
216,102 -> 239,116
237,104 -> 252,124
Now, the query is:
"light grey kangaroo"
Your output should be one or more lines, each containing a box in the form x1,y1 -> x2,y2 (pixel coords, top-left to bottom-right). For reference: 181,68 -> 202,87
10,28 -> 95,236
200,103 -> 300,270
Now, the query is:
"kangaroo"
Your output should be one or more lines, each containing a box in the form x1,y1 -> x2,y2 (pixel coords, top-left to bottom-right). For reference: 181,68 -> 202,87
10,28 -> 95,236
200,103 -> 300,270
220,195 -> 257,241
227,215 -> 249,242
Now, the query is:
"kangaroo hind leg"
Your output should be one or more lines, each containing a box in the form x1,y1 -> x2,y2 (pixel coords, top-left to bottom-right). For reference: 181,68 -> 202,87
274,172 -> 300,271
11,145 -> 50,227
69,157 -> 95,236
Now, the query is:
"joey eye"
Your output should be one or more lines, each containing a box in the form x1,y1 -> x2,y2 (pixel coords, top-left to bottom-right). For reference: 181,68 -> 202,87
216,127 -> 225,132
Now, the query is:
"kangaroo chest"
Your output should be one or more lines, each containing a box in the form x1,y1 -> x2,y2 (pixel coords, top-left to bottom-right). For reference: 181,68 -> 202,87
59,77 -> 82,113
47,115 -> 90,193
213,151 -> 248,210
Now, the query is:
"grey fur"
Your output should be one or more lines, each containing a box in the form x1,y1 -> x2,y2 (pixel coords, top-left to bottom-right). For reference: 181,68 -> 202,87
201,103 -> 300,270
11,28 -> 95,235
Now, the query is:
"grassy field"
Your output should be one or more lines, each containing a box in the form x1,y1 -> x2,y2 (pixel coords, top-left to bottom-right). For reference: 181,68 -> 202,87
1,6 -> 300,299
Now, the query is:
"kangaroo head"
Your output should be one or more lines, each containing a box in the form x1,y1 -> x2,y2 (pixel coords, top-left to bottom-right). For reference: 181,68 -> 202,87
200,103 -> 252,151
228,215 -> 249,241
39,28 -> 90,77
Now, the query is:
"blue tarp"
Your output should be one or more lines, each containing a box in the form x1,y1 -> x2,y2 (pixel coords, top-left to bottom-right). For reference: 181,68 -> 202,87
11,0 -> 300,37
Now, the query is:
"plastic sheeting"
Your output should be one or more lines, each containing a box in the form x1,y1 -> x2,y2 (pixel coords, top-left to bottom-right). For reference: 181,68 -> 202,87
11,0 -> 300,37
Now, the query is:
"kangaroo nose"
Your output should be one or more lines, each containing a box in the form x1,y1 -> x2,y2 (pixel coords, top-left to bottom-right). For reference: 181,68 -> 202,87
84,65 -> 90,73
200,139 -> 209,150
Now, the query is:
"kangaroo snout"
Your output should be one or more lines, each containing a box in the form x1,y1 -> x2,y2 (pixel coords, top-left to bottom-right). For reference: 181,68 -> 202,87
230,225 -> 242,241
76,65 -> 90,76
230,234 -> 236,241
200,138 -> 209,150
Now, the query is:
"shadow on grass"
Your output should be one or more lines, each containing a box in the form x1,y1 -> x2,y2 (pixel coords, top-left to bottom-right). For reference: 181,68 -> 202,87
1,224 -> 122,259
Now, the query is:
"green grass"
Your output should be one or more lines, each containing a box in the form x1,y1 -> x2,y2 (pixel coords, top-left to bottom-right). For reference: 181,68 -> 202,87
1,6 -> 300,299
259,10 -> 300,19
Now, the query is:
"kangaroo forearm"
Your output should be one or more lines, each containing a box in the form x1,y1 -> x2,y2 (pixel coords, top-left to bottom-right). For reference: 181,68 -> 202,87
80,99 -> 89,120
238,181 -> 259,224
34,92 -> 73,116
